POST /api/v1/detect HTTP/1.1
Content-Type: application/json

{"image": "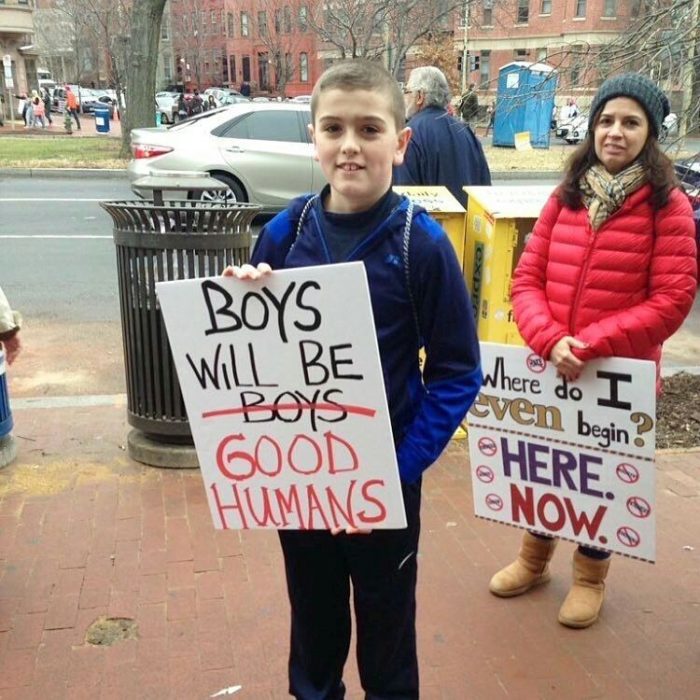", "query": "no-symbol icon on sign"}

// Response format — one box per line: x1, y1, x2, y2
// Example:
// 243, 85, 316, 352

626, 496, 651, 519
617, 526, 641, 548
478, 436, 497, 457
475, 465, 495, 483
485, 493, 503, 511
616, 462, 640, 484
